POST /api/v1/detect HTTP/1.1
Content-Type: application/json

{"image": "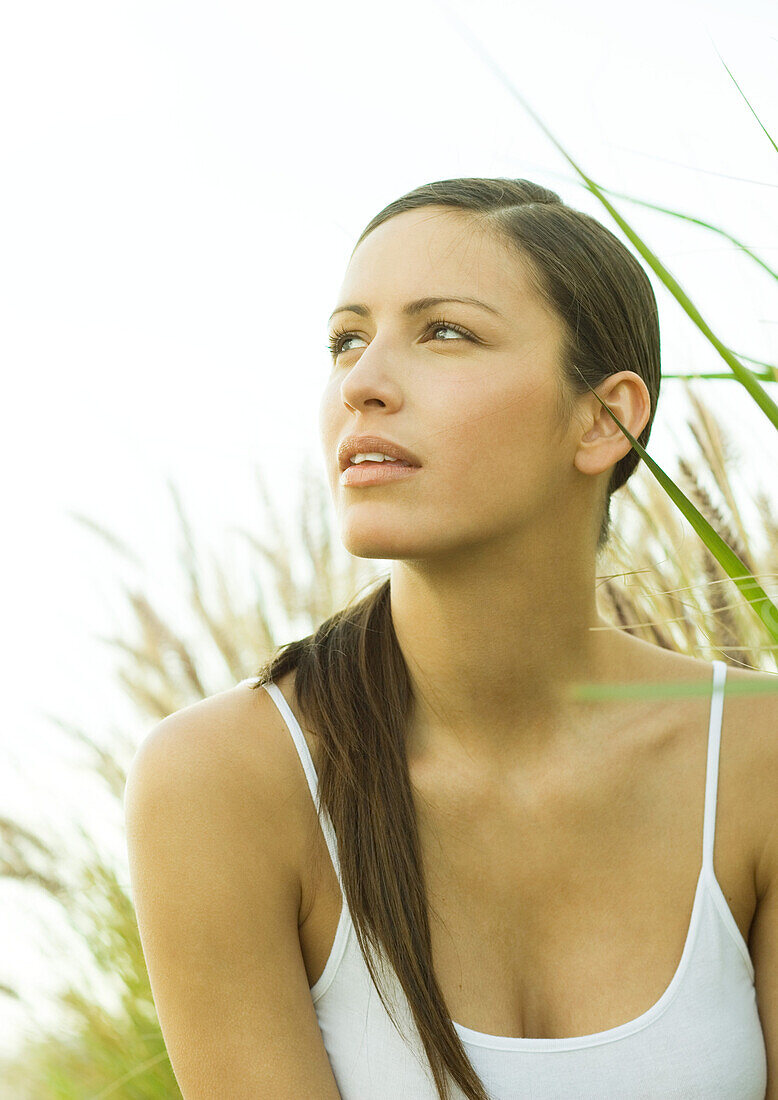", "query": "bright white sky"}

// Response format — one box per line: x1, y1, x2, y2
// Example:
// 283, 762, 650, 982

1, 0, 776, 1063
